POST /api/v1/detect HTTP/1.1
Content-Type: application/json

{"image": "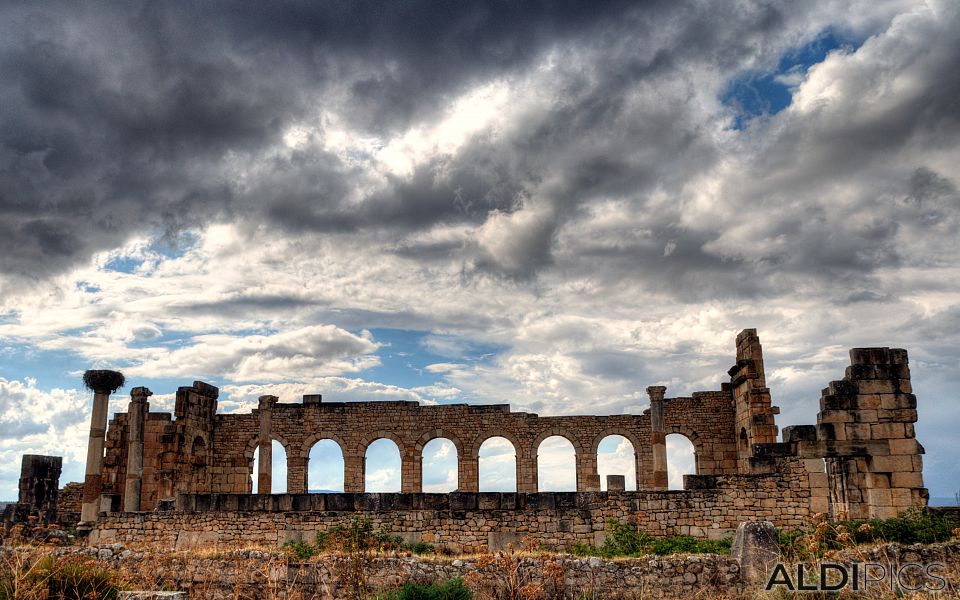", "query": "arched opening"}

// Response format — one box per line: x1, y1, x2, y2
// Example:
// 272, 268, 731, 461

537, 435, 576, 492
478, 437, 517, 492
308, 439, 345, 492
365, 438, 401, 492
597, 435, 637, 491
665, 434, 696, 491
422, 438, 458, 492
251, 440, 288, 494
